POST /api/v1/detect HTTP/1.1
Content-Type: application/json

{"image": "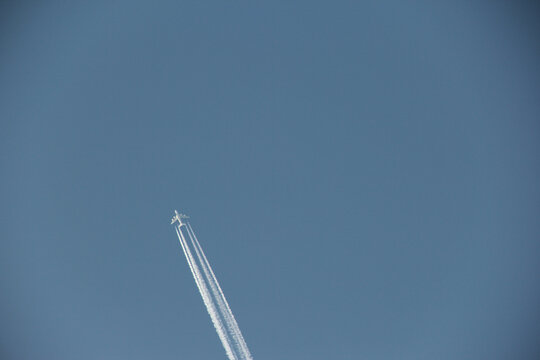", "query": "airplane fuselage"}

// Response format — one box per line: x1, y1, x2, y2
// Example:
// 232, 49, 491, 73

171, 210, 189, 226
